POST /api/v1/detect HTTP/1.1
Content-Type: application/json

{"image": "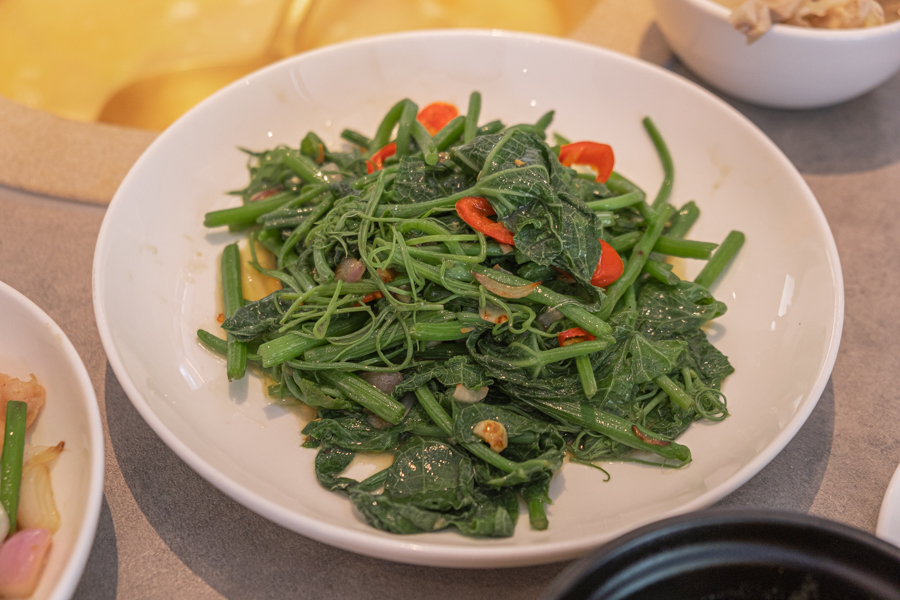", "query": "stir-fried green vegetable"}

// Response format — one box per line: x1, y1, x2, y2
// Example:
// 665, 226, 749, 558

200, 93, 744, 538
